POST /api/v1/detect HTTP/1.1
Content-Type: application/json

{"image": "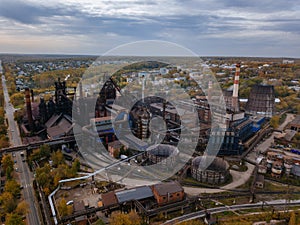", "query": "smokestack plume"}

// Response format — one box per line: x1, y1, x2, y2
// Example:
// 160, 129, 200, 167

232, 63, 240, 112
25, 88, 34, 130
